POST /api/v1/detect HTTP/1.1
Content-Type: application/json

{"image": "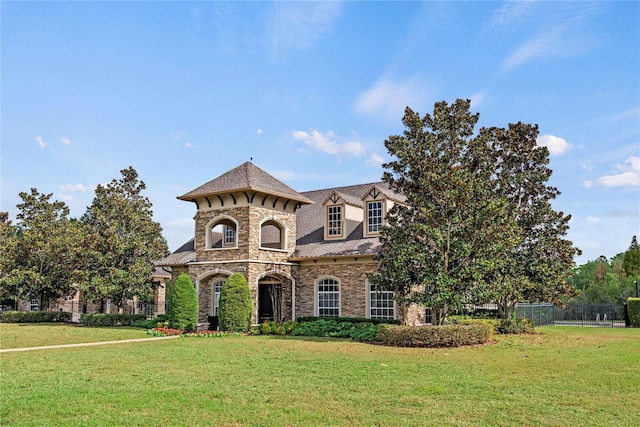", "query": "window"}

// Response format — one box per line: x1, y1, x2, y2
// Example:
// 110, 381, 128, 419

367, 201, 383, 233
369, 284, 394, 319
29, 297, 39, 311
260, 219, 285, 250
224, 226, 235, 247
207, 215, 238, 249
213, 280, 226, 316
327, 205, 342, 236
317, 278, 339, 317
